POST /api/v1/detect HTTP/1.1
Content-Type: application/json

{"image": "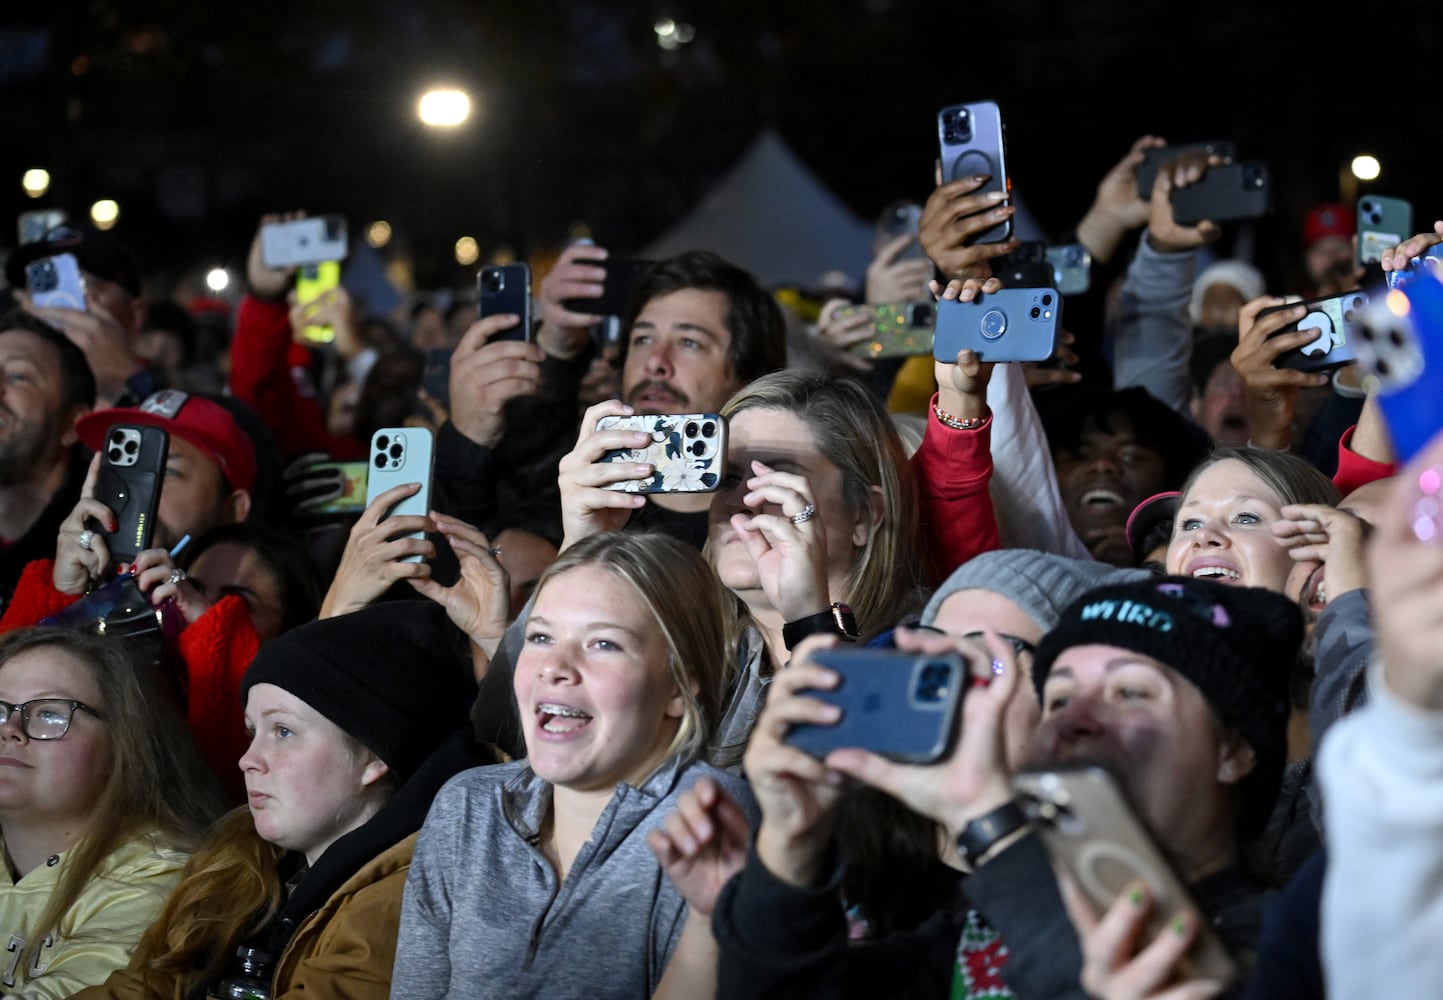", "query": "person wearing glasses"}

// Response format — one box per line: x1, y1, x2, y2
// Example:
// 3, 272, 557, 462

0, 627, 224, 998
75, 600, 480, 1000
